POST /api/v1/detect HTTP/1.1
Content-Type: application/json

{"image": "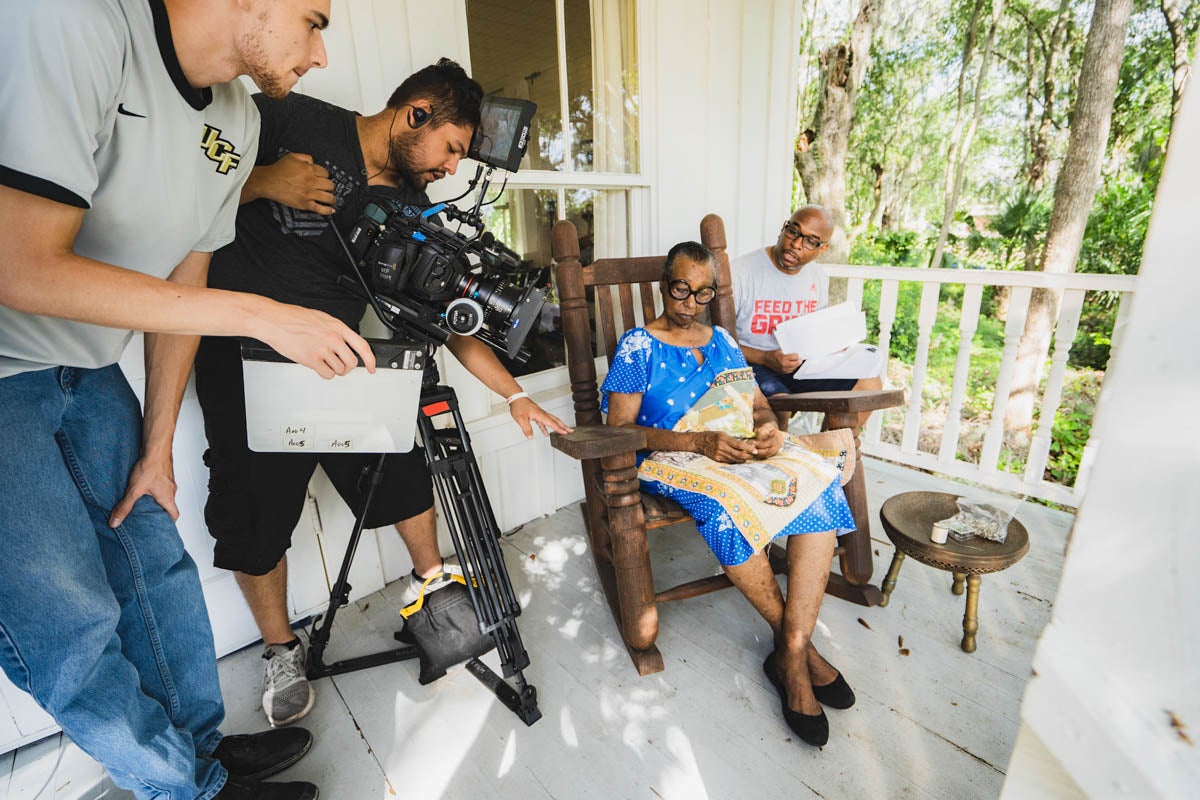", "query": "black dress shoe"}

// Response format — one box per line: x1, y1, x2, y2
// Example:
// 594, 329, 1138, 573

762, 651, 829, 747
812, 670, 856, 710
215, 775, 318, 800
213, 728, 313, 781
